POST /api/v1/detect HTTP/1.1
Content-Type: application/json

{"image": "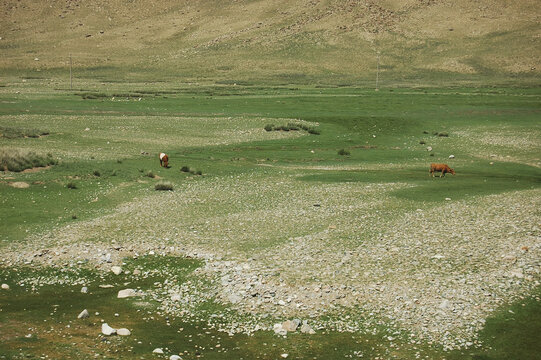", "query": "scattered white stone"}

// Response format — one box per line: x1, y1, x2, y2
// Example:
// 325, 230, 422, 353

439, 300, 451, 310
273, 323, 287, 336
228, 293, 242, 304
445, 198, 451, 201
152, 348, 164, 354
1, 284, 9, 290
171, 294, 181, 302
300, 321, 316, 334
282, 320, 299, 332
84, 127, 90, 131
148, 251, 155, 255
117, 289, 137, 298
281, 354, 289, 359
449, 154, 455, 159
78, 309, 90, 319
117, 328, 131, 336
133, 269, 141, 275
170, 356, 182, 360
111, 266, 122, 275
101, 323, 116, 336
427, 146, 433, 152
81, 286, 88, 293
